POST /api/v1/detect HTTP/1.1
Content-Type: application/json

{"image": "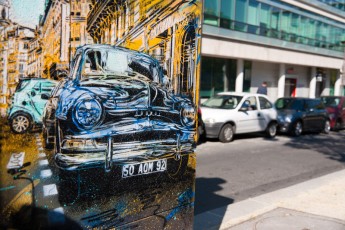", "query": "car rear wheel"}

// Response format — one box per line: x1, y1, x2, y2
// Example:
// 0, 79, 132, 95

291, 121, 302, 137
10, 113, 32, 134
265, 122, 277, 138
219, 124, 234, 143
334, 120, 342, 131
323, 120, 330, 134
